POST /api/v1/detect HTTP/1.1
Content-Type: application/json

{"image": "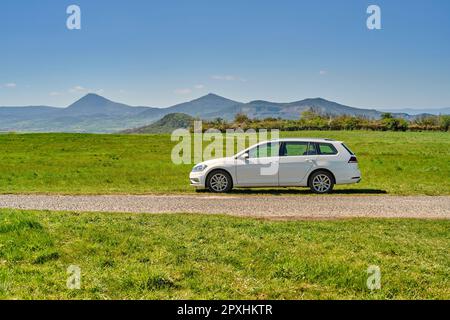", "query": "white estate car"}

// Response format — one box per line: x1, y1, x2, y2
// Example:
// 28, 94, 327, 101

190, 138, 361, 194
